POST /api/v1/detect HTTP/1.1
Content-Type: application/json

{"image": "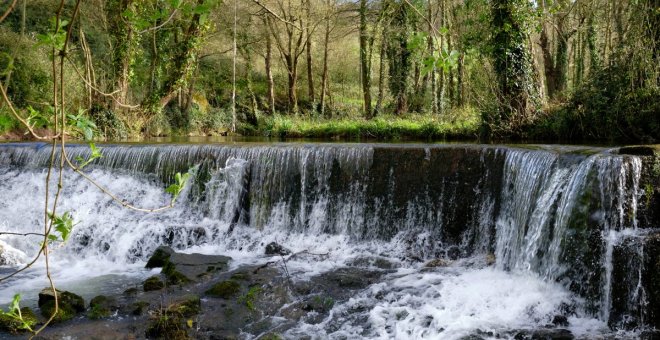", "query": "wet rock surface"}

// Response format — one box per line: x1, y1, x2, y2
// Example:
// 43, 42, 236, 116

145, 245, 232, 283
